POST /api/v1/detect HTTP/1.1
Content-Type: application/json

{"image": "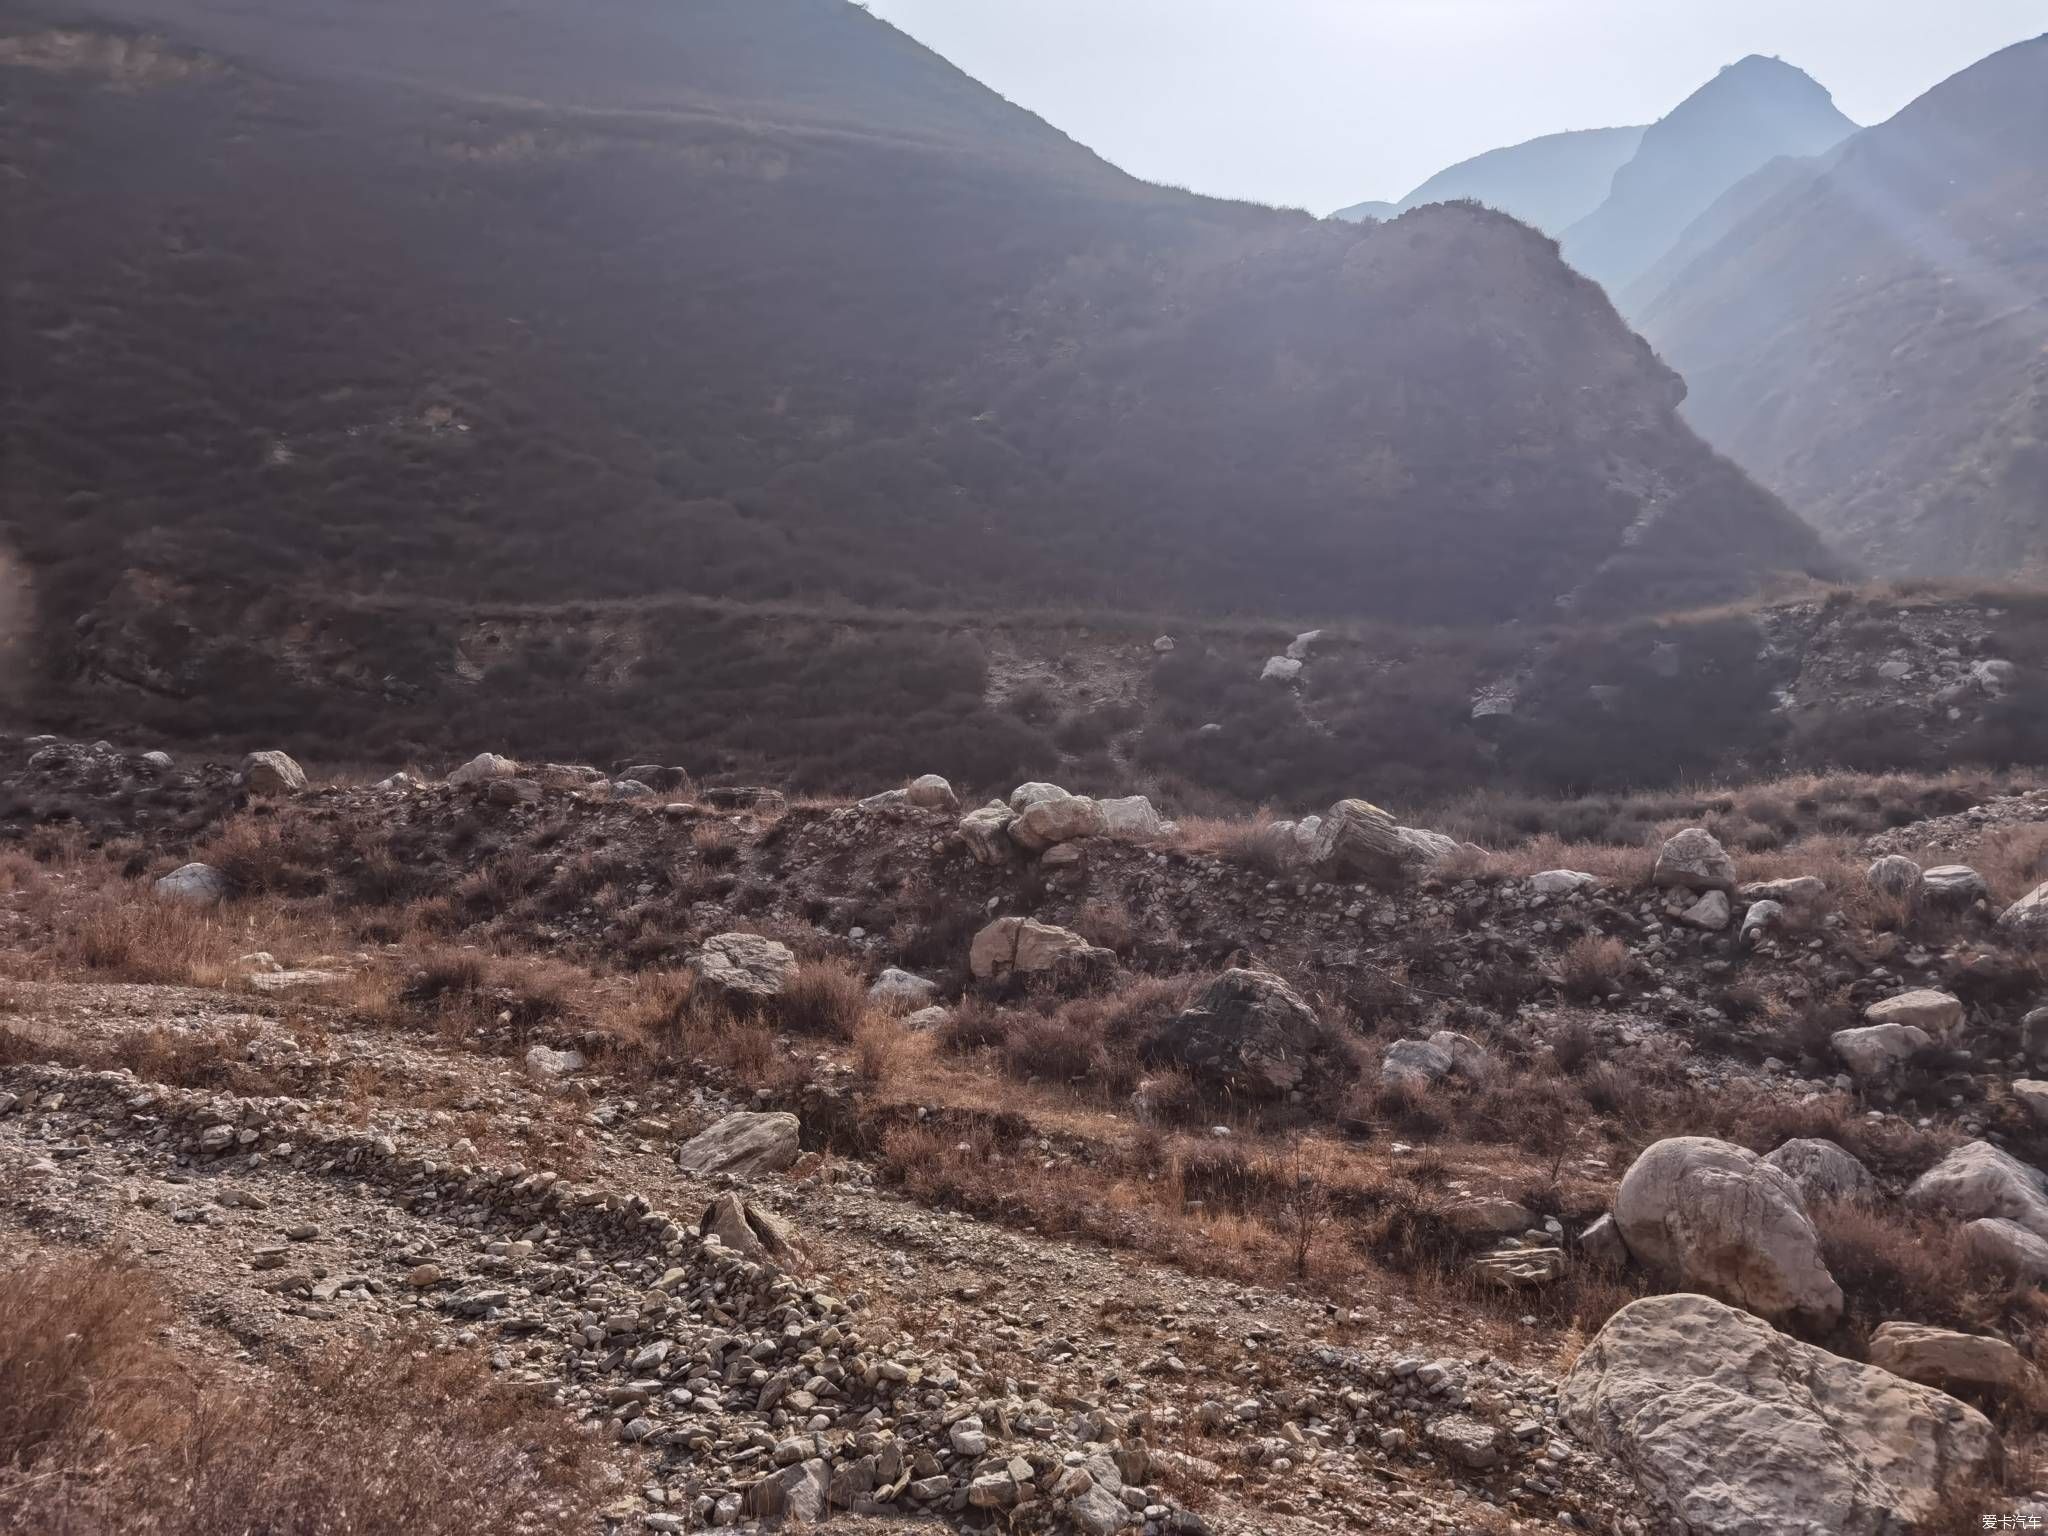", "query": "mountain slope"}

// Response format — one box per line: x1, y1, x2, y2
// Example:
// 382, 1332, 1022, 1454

1333, 124, 1646, 234
1635, 36, 2048, 577
0, 0, 1831, 747
1562, 56, 1855, 293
